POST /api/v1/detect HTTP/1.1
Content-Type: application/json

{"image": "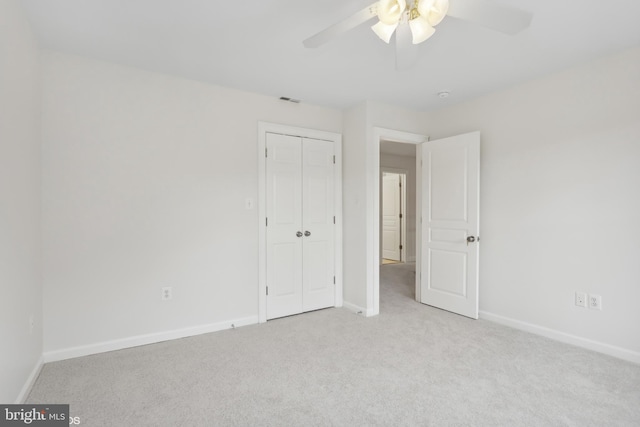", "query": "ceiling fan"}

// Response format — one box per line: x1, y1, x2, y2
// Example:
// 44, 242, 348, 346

303, 0, 533, 70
